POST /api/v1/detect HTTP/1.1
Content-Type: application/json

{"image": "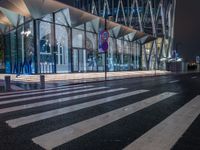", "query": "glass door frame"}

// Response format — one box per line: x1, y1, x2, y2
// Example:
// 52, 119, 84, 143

72, 48, 87, 73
